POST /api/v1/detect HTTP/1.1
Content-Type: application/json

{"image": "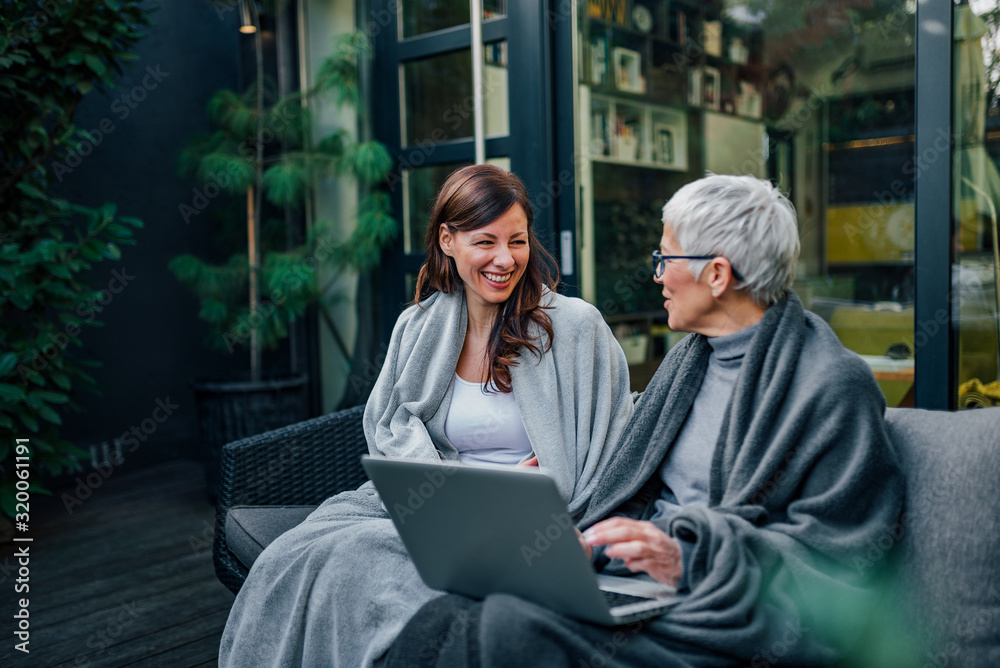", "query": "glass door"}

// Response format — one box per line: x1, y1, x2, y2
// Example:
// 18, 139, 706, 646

372, 0, 556, 340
